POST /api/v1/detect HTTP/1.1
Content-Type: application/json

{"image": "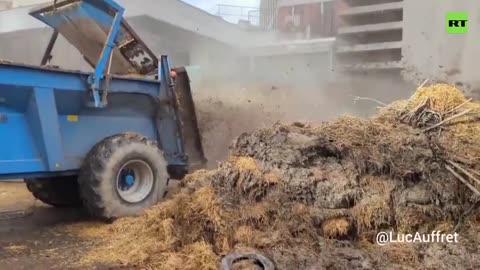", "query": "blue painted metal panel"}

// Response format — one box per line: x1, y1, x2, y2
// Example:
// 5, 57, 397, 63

0, 0, 193, 181
58, 93, 158, 170
31, 1, 126, 48
0, 86, 186, 176
25, 90, 48, 171
0, 100, 47, 177
89, 9, 124, 107
30, 0, 158, 77
0, 170, 78, 181
0, 113, 42, 164
34, 1, 121, 29
156, 56, 185, 162
60, 115, 157, 169
0, 85, 31, 112
33, 87, 65, 171
0, 73, 187, 177
0, 160, 45, 177
0, 63, 160, 95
